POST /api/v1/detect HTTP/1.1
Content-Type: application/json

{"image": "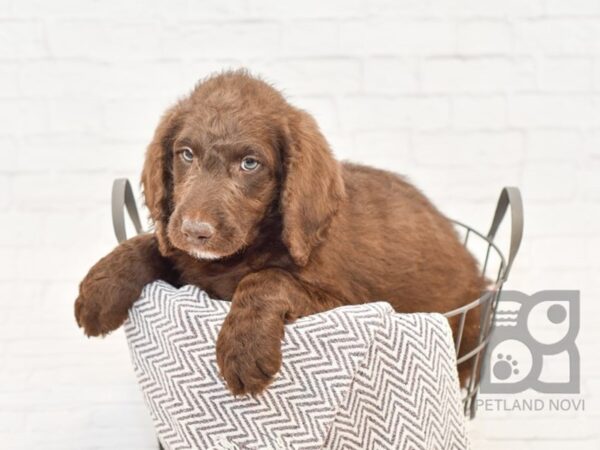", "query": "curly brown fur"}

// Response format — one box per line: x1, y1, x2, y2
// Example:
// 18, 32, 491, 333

75, 70, 485, 394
